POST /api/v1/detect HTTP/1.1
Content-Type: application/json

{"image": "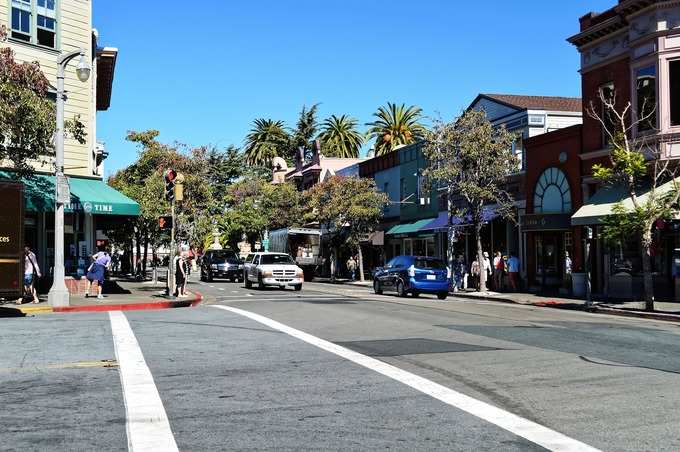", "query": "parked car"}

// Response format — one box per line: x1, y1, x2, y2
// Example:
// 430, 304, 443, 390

373, 255, 450, 300
200, 249, 244, 282
243, 252, 304, 291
